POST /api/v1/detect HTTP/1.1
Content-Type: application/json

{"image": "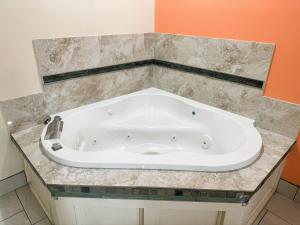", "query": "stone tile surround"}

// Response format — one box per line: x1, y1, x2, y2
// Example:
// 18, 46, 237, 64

33, 32, 274, 82
0, 33, 299, 206
0, 32, 299, 141
256, 97, 300, 138
154, 33, 275, 81
151, 66, 300, 139
3, 66, 300, 138
33, 33, 155, 77
0, 66, 152, 133
33, 36, 101, 77
151, 66, 263, 119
